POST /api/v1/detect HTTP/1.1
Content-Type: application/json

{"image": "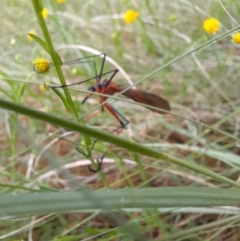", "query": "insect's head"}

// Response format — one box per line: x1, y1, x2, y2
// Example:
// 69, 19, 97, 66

82, 86, 96, 105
